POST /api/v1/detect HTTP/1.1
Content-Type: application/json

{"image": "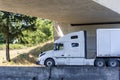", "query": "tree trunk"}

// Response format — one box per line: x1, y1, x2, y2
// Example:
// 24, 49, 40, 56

5, 12, 10, 62
5, 26, 10, 62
